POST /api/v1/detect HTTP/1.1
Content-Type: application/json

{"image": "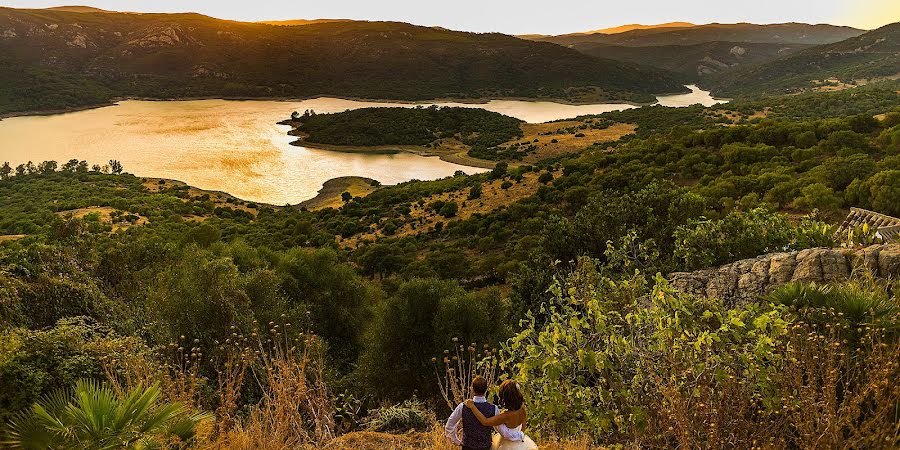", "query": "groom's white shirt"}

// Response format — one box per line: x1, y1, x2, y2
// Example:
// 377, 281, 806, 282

444, 395, 525, 446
